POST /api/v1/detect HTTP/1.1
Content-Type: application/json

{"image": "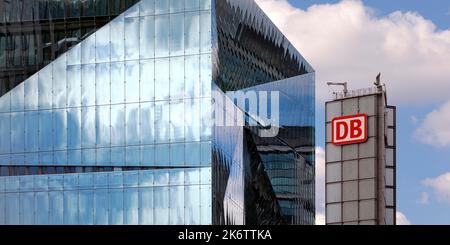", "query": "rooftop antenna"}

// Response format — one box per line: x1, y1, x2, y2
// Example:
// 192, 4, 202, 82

374, 73, 383, 92
327, 81, 348, 98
